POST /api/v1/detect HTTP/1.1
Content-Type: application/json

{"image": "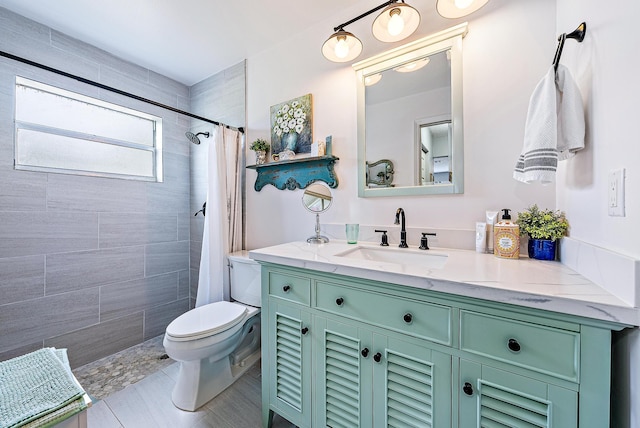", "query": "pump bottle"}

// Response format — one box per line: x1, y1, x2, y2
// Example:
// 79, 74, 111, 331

494, 208, 520, 259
